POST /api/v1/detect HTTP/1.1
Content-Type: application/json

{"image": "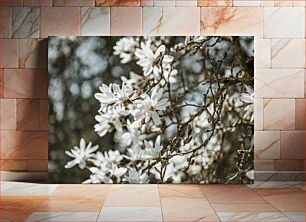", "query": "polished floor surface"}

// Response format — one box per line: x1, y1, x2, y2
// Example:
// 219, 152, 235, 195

0, 181, 305, 221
